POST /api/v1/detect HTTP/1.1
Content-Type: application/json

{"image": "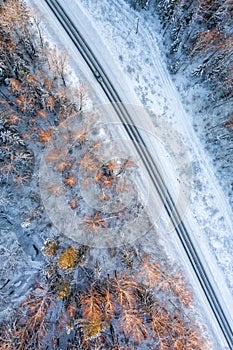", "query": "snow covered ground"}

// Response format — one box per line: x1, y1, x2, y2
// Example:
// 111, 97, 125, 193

57, 0, 233, 298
